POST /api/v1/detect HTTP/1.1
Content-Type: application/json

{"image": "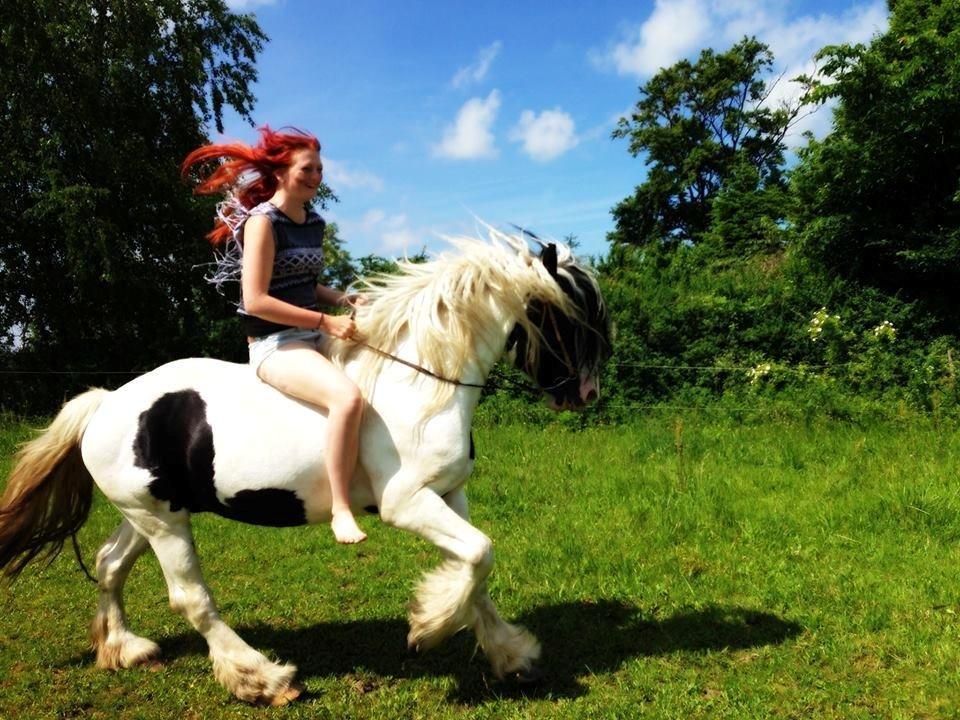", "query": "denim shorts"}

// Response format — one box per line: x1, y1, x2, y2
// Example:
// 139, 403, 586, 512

248, 328, 324, 373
